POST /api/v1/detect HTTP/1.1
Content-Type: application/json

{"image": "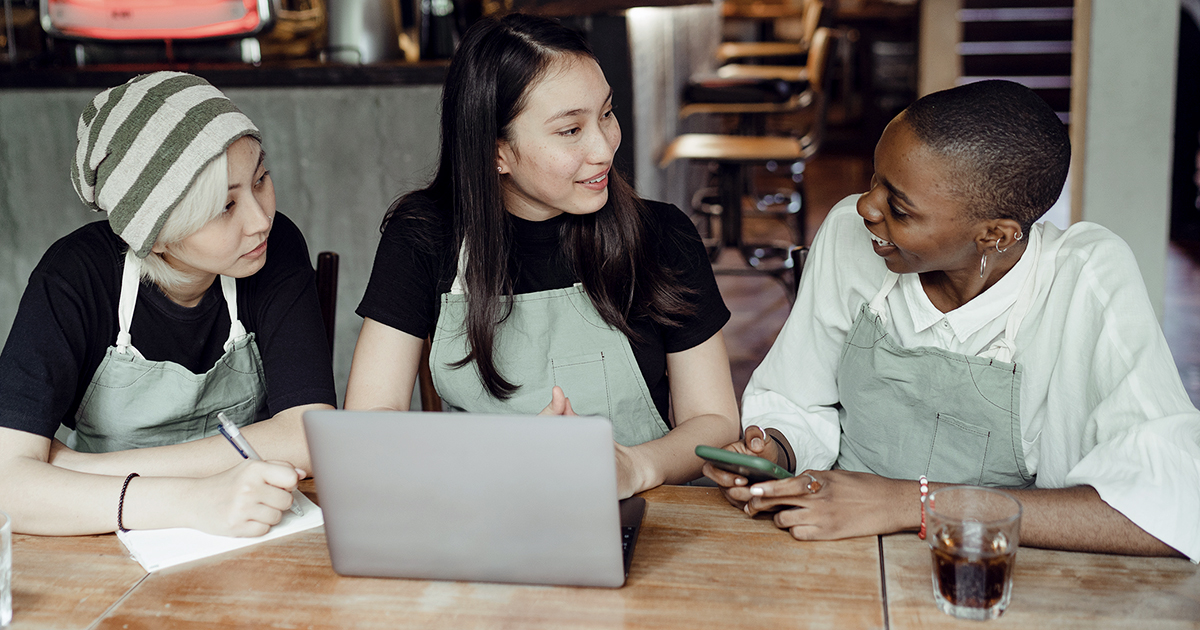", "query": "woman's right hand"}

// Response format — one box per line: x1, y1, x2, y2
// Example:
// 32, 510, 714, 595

185, 459, 303, 537
701, 425, 782, 510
